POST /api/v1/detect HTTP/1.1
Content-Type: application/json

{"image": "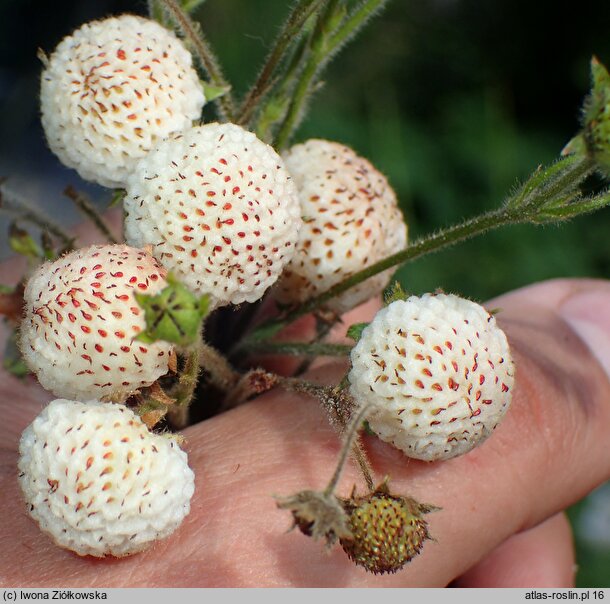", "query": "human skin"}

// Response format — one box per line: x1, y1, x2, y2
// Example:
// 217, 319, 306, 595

0, 219, 608, 586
